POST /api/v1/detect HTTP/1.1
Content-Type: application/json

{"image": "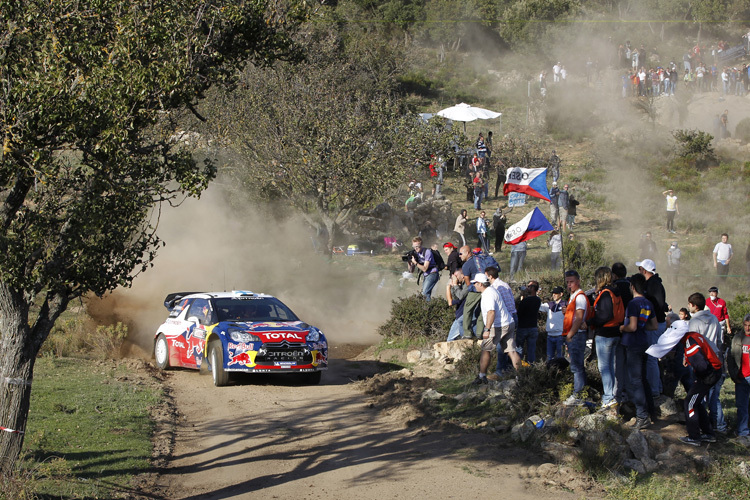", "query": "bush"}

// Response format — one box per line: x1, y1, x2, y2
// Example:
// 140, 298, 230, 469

735, 117, 750, 144
377, 294, 454, 341
40, 318, 127, 359
672, 129, 717, 168
727, 293, 750, 332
